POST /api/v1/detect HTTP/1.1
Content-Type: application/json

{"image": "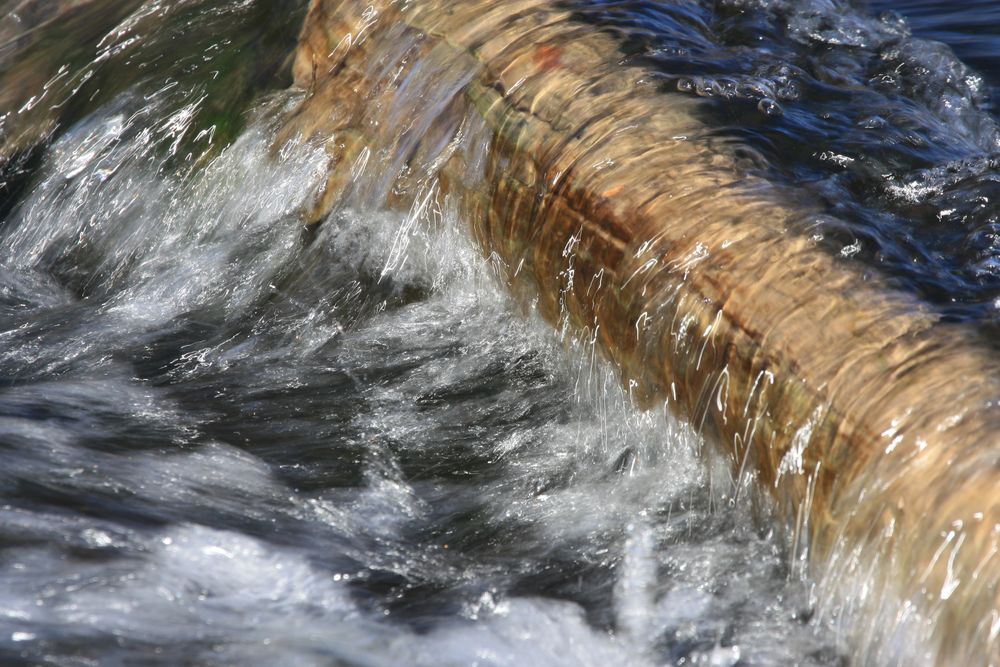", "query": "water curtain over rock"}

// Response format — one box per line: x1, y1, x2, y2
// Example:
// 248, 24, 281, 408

280, 1, 1000, 663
